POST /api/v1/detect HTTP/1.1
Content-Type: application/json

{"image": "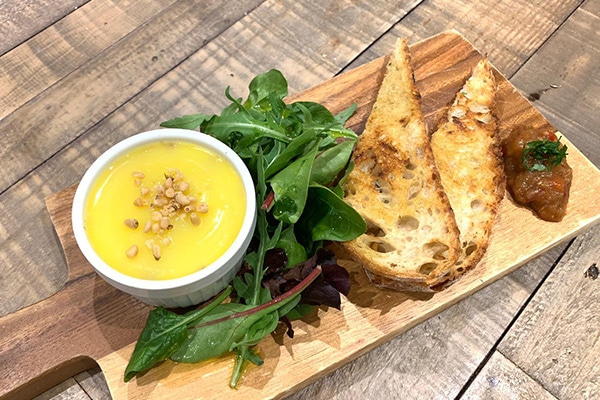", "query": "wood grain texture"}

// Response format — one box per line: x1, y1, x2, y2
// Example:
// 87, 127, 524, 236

73, 369, 110, 400
4, 31, 598, 400
346, 0, 586, 78
498, 222, 600, 399
2, 0, 598, 399
287, 247, 564, 400
0, 0, 265, 194
0, 0, 90, 56
0, 0, 264, 318
462, 351, 558, 400
287, 2, 598, 397
492, 6, 600, 398
0, 0, 180, 120
508, 0, 600, 167
0, 190, 152, 400
31, 378, 91, 400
